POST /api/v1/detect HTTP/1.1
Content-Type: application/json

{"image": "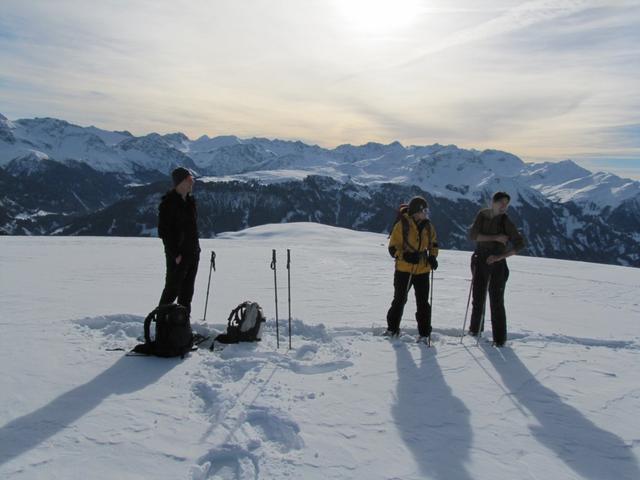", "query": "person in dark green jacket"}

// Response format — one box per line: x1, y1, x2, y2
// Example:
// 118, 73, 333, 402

468, 191, 526, 346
